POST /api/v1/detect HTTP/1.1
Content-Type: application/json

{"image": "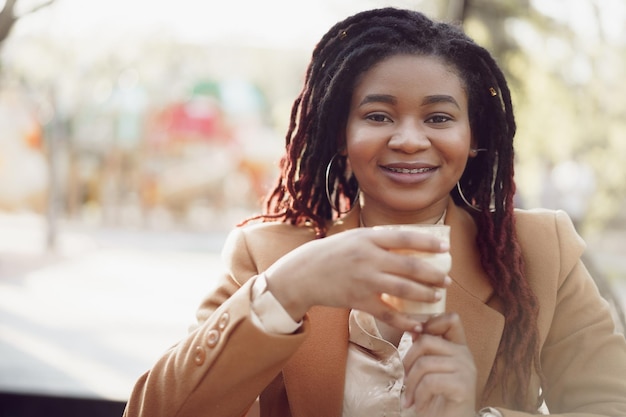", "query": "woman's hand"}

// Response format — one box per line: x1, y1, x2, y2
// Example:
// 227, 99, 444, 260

402, 313, 477, 417
264, 227, 450, 332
